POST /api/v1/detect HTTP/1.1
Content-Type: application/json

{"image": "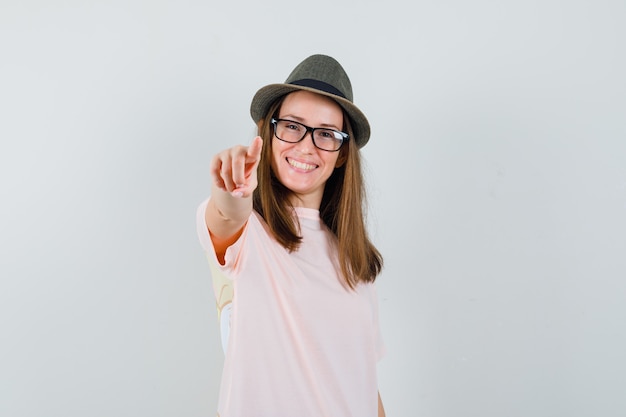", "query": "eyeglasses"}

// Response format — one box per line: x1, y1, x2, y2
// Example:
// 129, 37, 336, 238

271, 118, 349, 152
